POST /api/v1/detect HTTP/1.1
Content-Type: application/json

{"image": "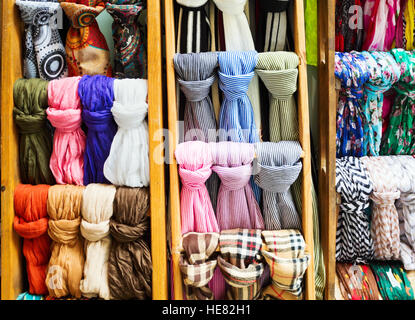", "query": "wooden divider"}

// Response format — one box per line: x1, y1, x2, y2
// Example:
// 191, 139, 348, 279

165, 0, 316, 300
317, 0, 337, 300
0, 0, 167, 300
